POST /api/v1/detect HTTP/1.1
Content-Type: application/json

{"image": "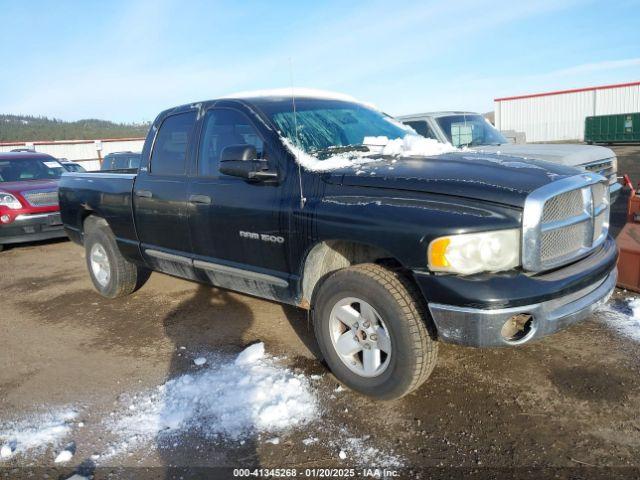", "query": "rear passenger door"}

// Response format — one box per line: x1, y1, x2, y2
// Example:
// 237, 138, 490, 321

186, 107, 292, 299
133, 110, 198, 274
